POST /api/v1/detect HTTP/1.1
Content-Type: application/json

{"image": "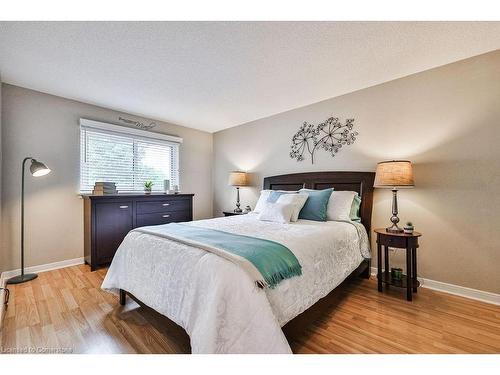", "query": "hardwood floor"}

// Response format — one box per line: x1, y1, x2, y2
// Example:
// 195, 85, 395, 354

0, 265, 190, 354
1, 264, 500, 354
